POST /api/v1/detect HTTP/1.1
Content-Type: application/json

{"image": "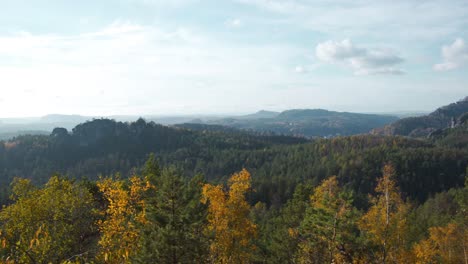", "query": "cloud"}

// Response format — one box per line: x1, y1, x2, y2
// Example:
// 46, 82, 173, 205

294, 65, 305, 73
316, 39, 404, 75
433, 38, 468, 71
235, 0, 468, 43
0, 20, 310, 116
225, 18, 242, 28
